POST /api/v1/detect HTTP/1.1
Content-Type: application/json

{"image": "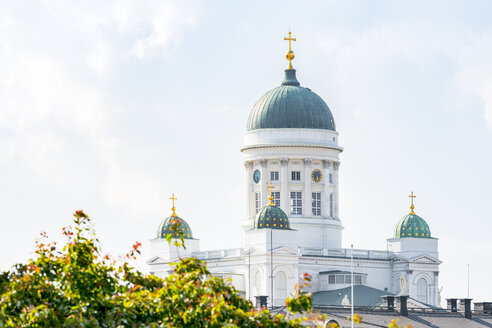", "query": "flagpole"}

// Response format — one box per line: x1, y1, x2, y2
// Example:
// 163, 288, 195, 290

351, 244, 354, 328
